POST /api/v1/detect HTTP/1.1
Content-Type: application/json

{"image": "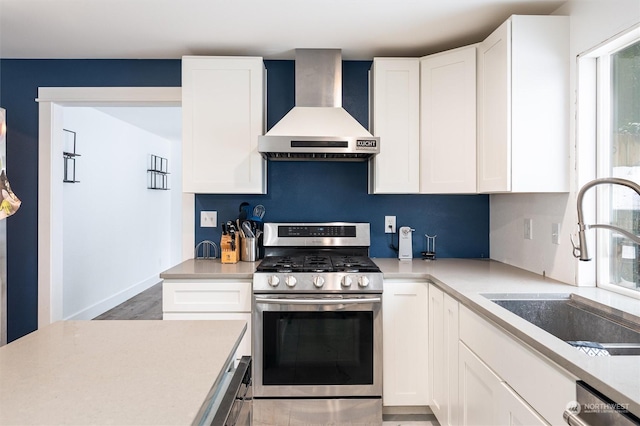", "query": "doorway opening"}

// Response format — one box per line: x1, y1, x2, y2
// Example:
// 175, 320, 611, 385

37, 87, 192, 327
